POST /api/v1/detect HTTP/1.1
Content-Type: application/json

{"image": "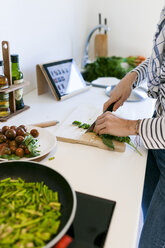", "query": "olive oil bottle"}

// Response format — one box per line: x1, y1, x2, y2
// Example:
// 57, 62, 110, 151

11, 54, 24, 110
